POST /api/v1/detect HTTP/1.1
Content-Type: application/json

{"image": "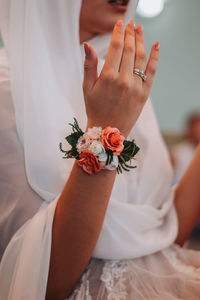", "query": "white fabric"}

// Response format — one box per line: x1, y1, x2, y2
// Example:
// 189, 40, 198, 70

69, 244, 200, 300
0, 0, 179, 299
0, 48, 42, 259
